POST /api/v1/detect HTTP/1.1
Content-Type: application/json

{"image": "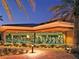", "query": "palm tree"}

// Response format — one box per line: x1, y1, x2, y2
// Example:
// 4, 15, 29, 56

49, 0, 74, 21
49, 0, 79, 47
